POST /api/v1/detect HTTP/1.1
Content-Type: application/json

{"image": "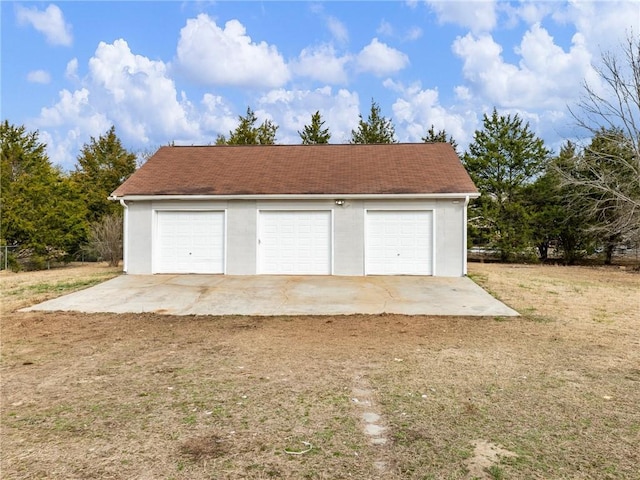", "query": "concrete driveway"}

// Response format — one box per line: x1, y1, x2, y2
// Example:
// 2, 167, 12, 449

22, 275, 518, 317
